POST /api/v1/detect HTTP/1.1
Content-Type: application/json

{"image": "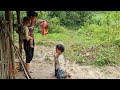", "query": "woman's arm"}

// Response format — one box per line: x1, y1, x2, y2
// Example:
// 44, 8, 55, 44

28, 26, 34, 30
35, 19, 45, 24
